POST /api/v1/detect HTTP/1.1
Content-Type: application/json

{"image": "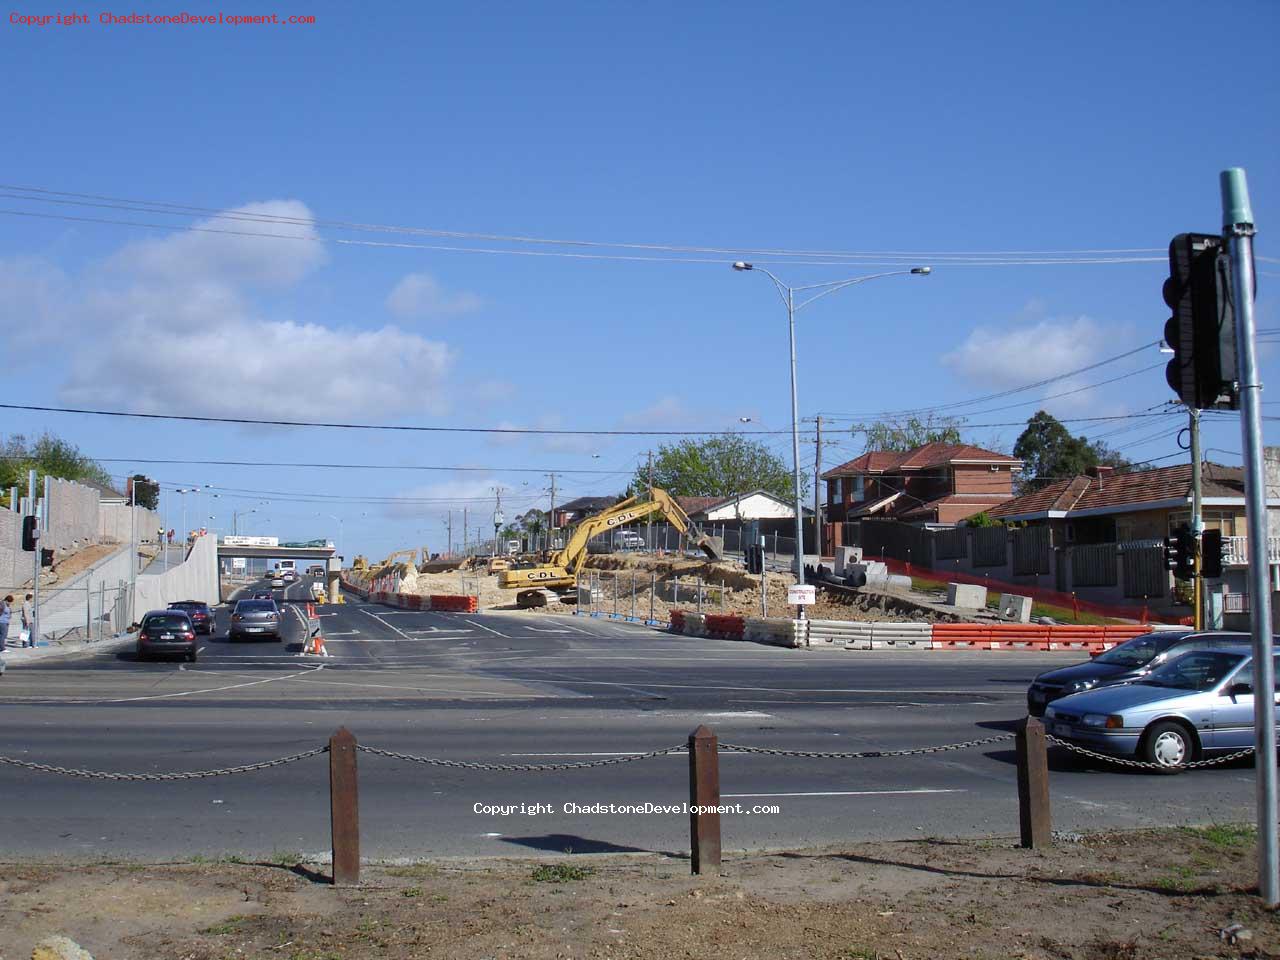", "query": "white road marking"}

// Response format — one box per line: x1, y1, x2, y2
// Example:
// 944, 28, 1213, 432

706, 711, 774, 718
359, 607, 414, 640
464, 619, 512, 638
10, 666, 326, 705
723, 789, 967, 798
